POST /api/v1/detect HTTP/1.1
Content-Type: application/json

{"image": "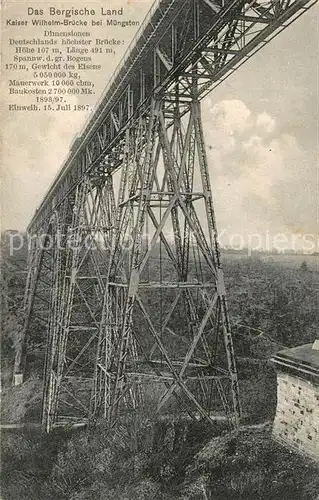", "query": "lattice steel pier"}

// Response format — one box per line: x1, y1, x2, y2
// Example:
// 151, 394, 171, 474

14, 0, 317, 432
